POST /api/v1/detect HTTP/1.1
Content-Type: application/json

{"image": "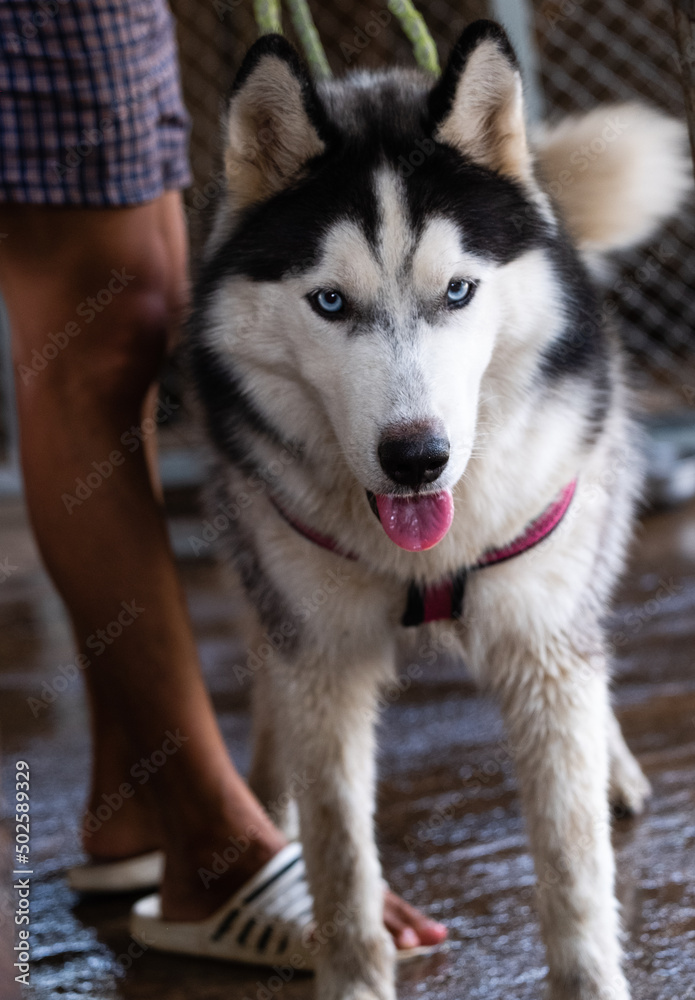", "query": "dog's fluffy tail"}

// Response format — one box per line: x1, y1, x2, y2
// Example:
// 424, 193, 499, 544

535, 103, 692, 263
